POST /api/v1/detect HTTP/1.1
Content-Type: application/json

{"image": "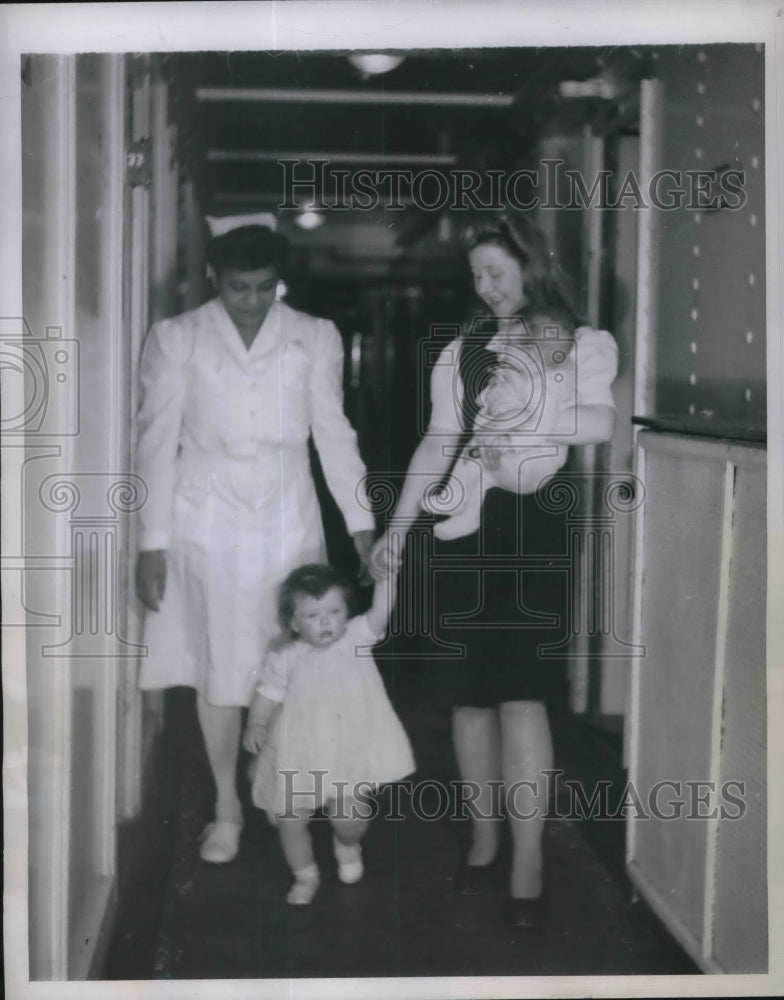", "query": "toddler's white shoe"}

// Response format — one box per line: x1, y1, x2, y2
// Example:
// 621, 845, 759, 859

199, 820, 243, 864
334, 836, 364, 884
287, 864, 320, 905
